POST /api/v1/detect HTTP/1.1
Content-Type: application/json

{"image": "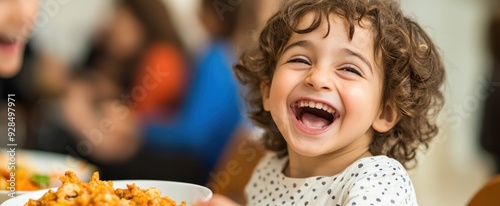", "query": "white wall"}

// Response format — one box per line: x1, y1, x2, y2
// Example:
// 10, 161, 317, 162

400, 0, 494, 205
